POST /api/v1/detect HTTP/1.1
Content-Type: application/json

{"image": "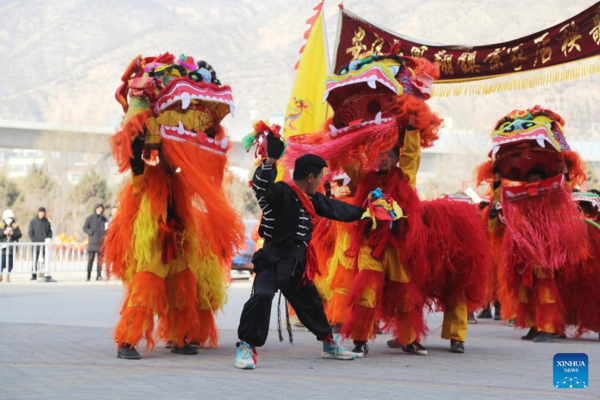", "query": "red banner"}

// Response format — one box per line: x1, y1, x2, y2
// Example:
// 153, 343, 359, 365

334, 3, 600, 93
